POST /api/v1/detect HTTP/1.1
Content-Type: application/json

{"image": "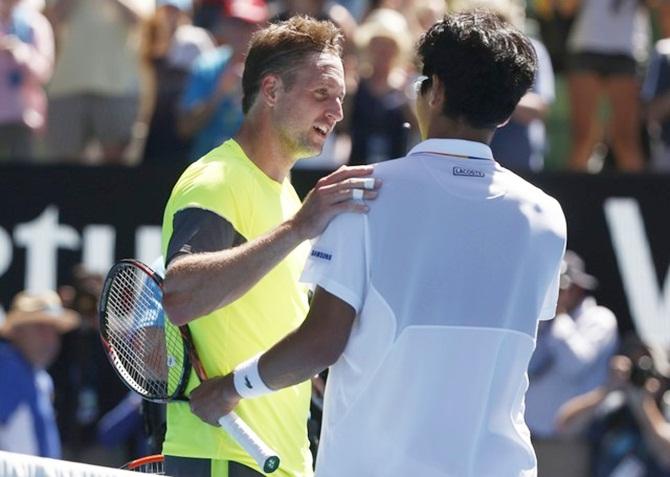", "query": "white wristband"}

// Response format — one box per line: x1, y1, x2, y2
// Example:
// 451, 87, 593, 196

233, 354, 273, 399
